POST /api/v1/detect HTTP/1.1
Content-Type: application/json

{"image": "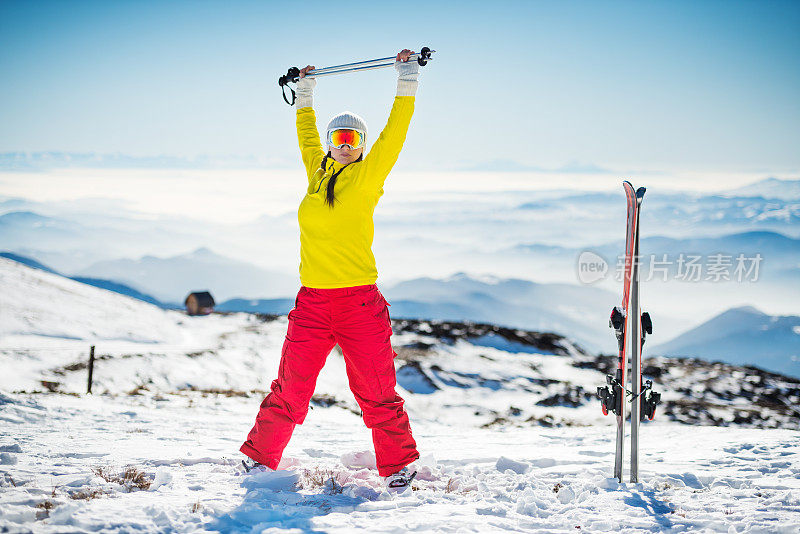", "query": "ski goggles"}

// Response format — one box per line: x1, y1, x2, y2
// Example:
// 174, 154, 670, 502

327, 128, 365, 149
